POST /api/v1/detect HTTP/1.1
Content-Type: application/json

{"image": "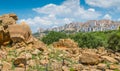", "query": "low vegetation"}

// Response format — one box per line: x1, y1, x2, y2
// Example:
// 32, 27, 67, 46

41, 30, 120, 51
